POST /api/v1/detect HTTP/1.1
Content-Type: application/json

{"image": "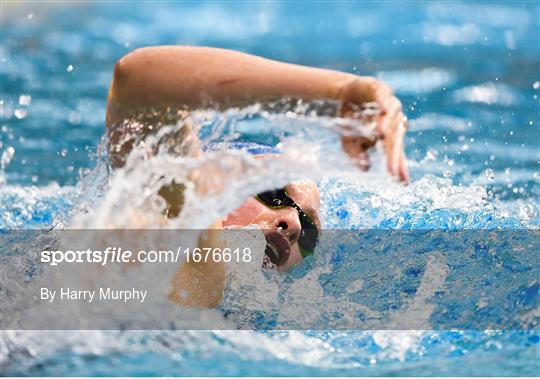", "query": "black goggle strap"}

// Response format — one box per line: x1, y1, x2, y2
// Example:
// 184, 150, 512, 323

296, 206, 318, 258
